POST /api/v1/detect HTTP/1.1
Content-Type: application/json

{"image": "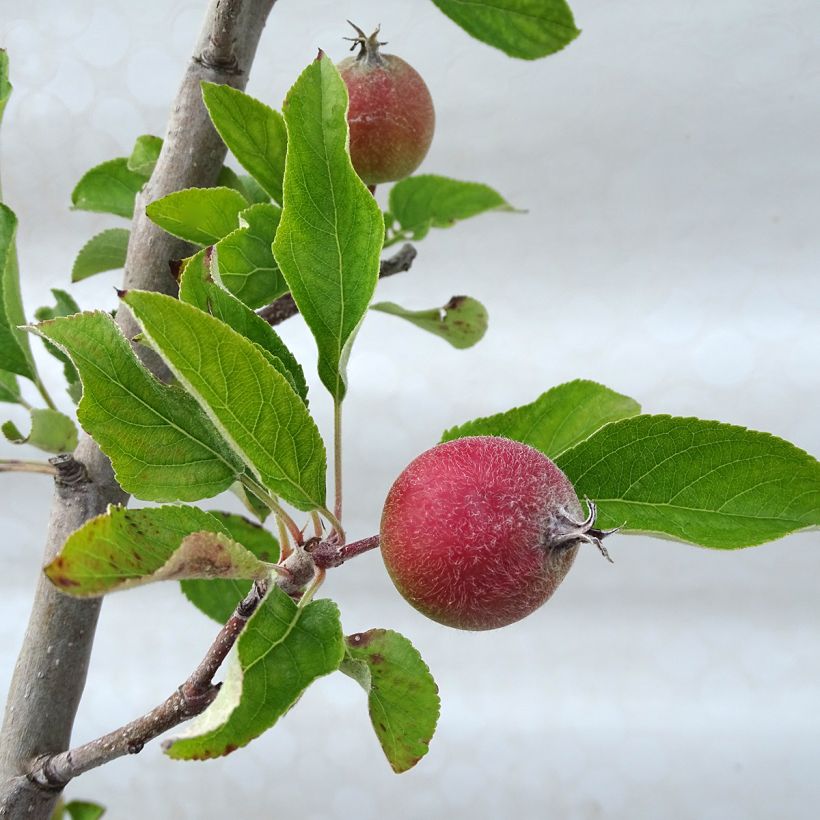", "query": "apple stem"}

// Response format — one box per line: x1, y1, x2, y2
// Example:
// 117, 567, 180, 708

309, 534, 381, 570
